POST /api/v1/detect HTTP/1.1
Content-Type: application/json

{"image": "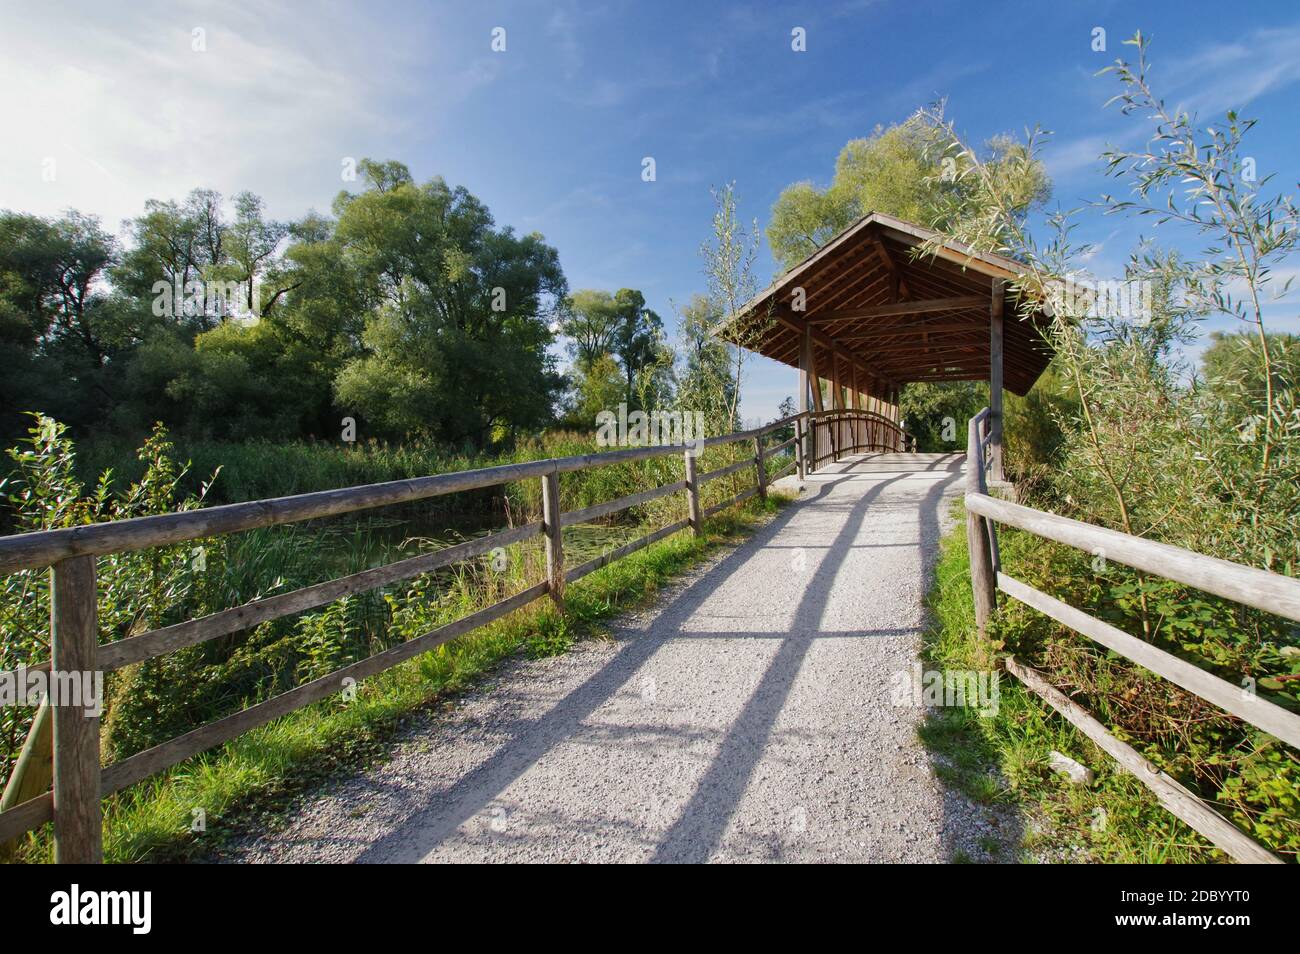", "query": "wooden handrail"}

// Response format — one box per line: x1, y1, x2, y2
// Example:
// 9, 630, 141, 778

808, 407, 916, 459
0, 416, 803, 577
1004, 656, 1283, 865
966, 492, 1300, 623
